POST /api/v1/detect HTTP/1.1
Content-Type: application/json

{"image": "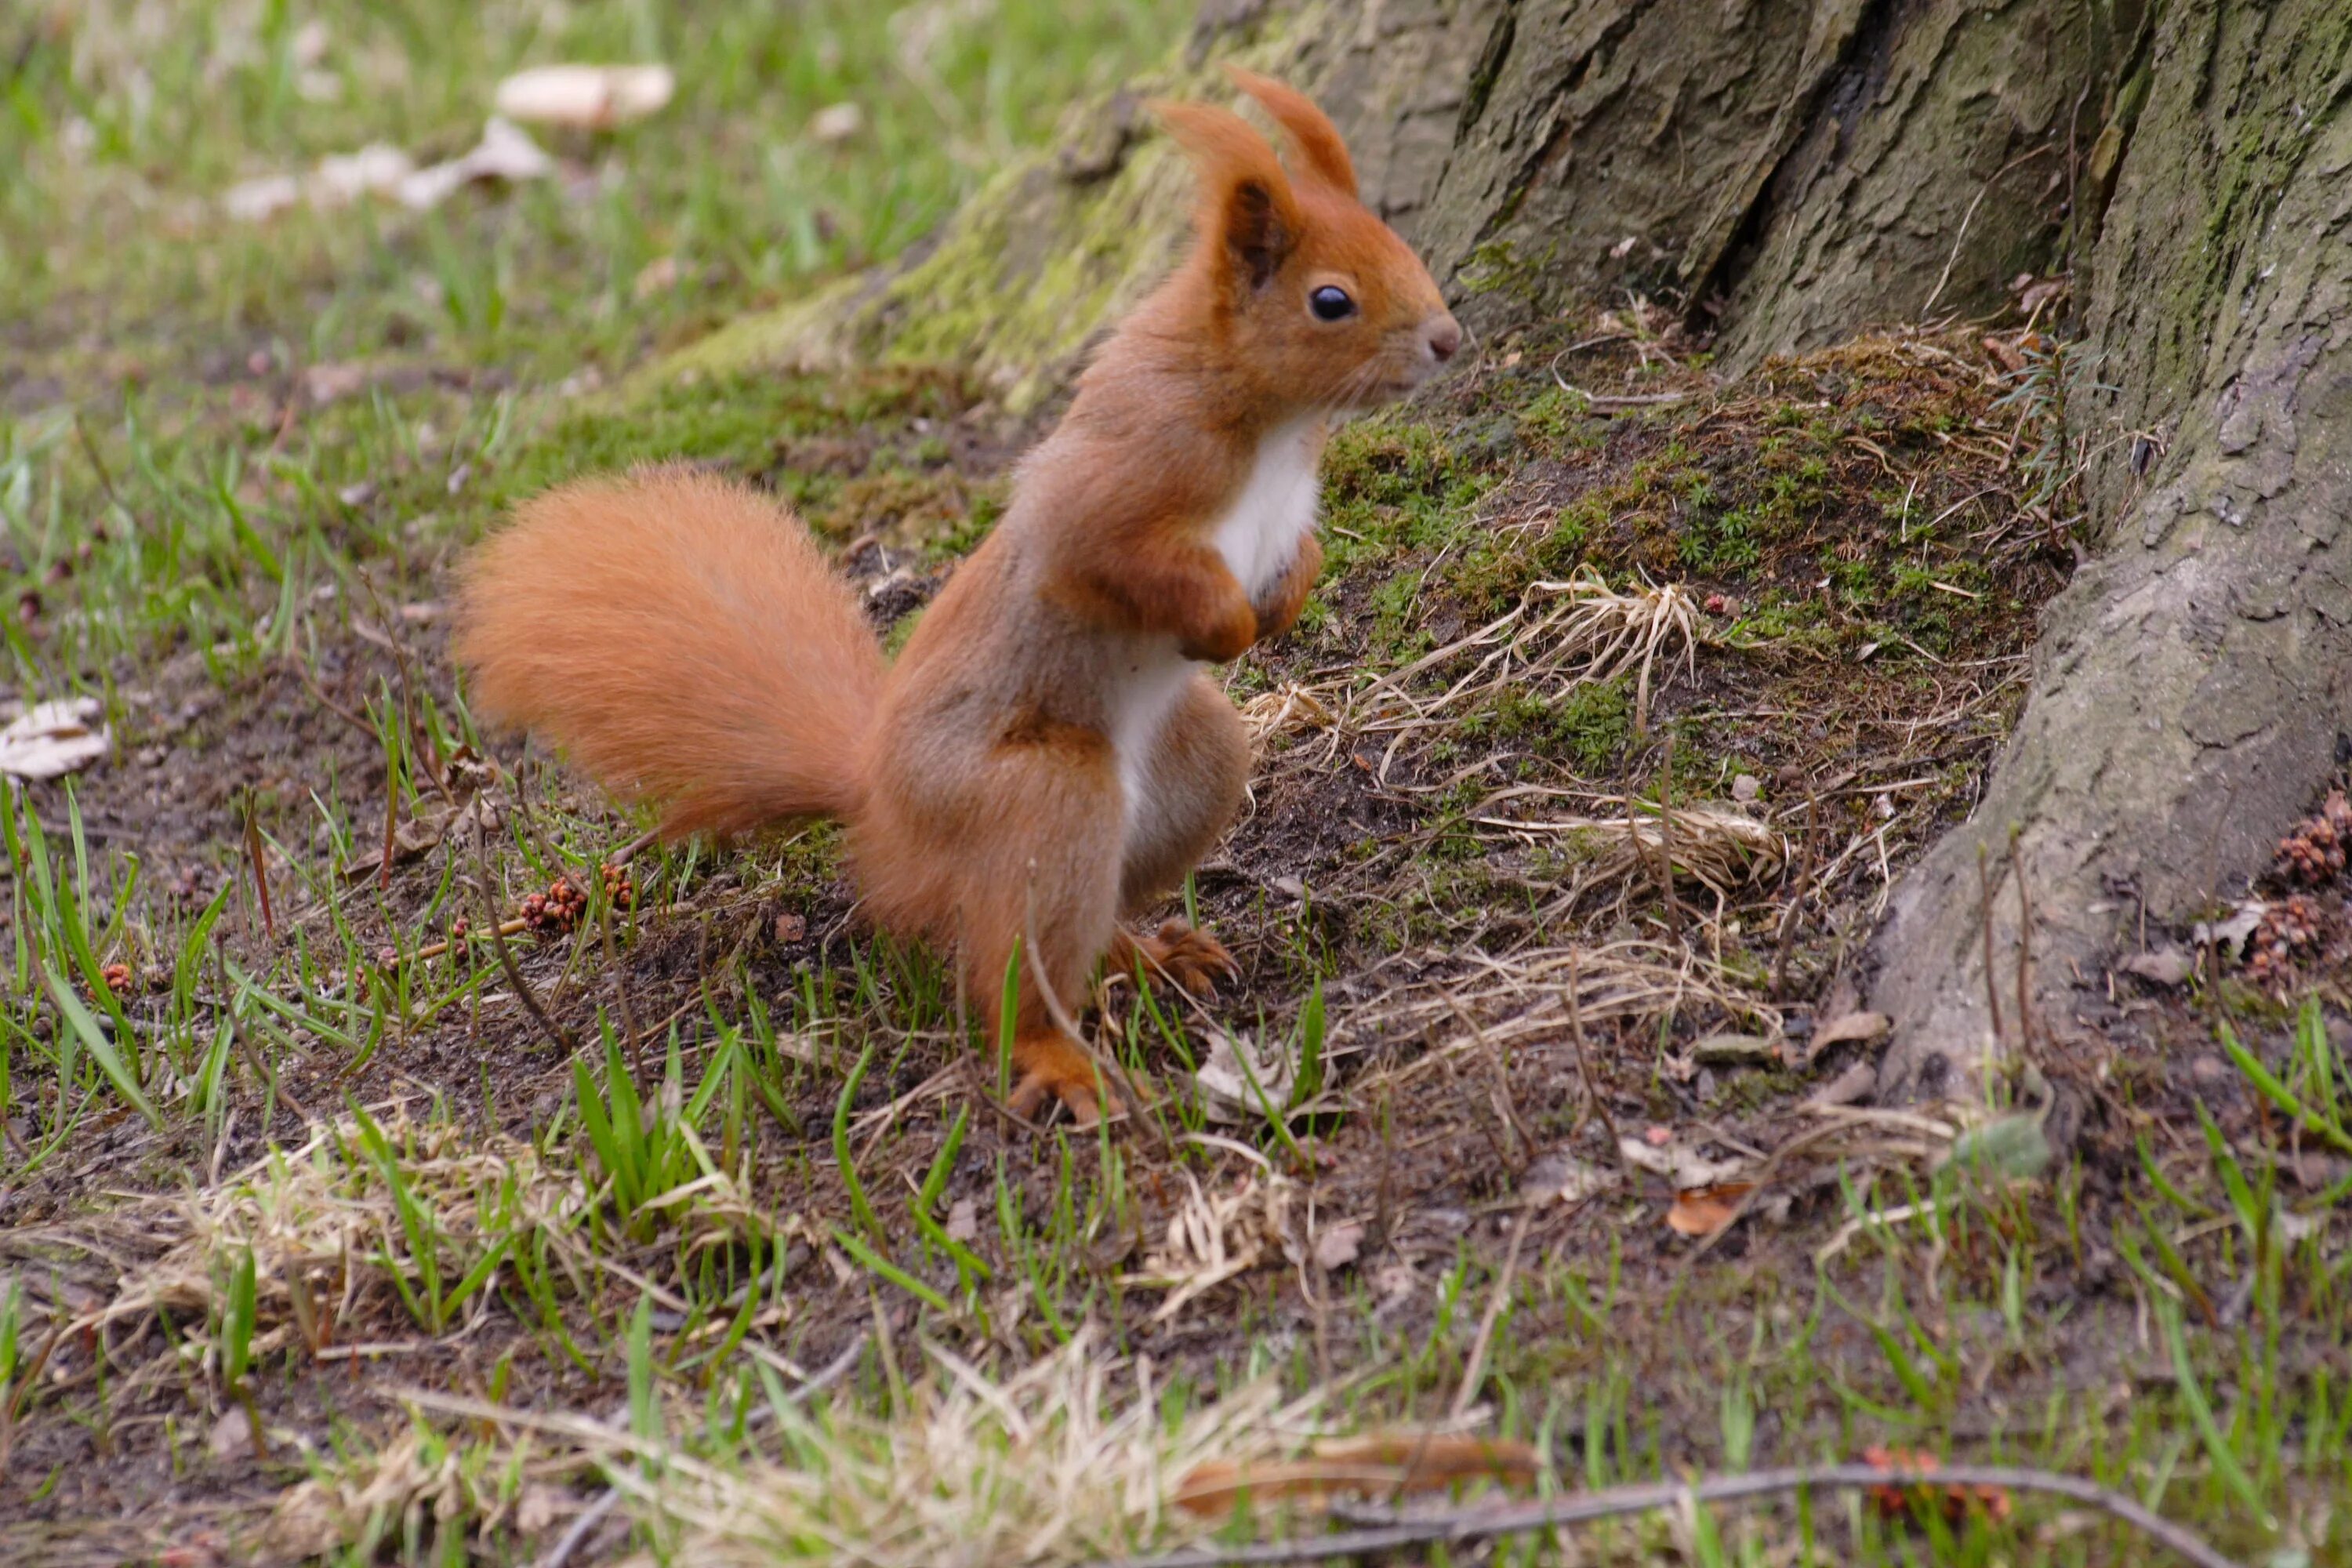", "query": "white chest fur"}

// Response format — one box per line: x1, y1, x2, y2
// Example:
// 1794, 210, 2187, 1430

1210, 416, 1323, 601
1110, 419, 1323, 844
